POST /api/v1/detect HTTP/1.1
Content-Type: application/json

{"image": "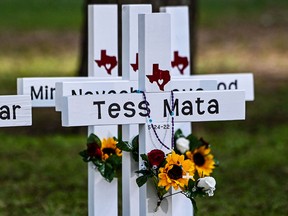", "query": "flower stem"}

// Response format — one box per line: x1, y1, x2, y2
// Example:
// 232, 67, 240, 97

162, 191, 183, 199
